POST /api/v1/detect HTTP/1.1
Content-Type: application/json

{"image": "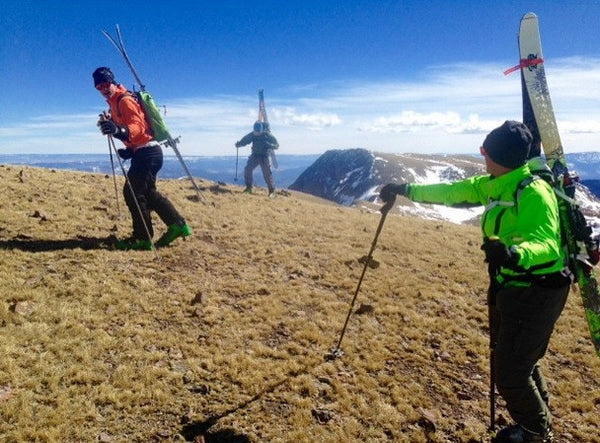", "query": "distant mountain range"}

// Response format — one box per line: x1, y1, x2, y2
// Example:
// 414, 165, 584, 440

0, 153, 320, 189
3, 151, 600, 225
289, 149, 600, 226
